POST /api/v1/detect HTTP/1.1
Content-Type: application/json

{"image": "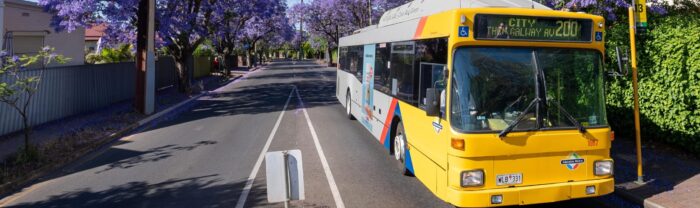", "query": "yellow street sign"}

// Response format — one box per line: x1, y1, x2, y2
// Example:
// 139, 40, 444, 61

634, 0, 648, 28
